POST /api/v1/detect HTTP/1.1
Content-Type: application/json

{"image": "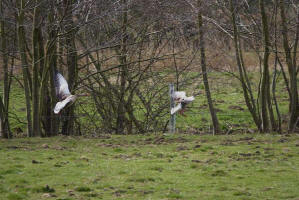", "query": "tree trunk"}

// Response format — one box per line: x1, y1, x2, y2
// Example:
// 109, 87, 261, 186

197, 0, 220, 134
279, 0, 299, 132
260, 0, 276, 132
0, 0, 11, 138
229, 0, 262, 131
0, 95, 10, 138
17, 0, 33, 137
272, 1, 282, 133
32, 0, 41, 136
116, 0, 128, 134
46, 4, 59, 136
61, 0, 78, 135
37, 23, 49, 136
